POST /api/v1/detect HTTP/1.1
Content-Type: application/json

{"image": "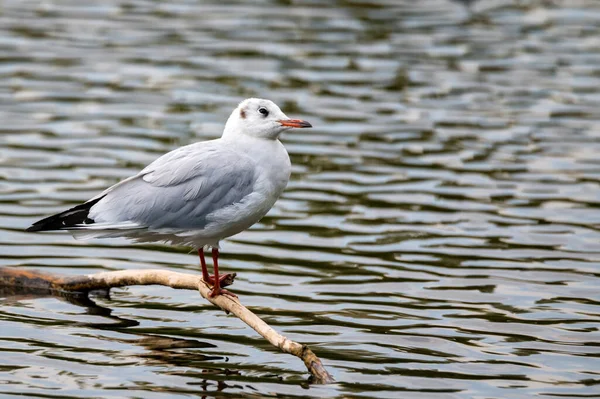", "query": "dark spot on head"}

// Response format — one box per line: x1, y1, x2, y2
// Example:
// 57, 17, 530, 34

240, 108, 246, 119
